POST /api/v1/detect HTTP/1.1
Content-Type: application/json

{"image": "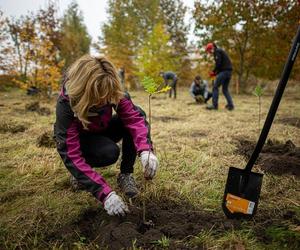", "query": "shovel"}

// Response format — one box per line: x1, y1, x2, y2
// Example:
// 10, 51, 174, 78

222, 23, 300, 219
